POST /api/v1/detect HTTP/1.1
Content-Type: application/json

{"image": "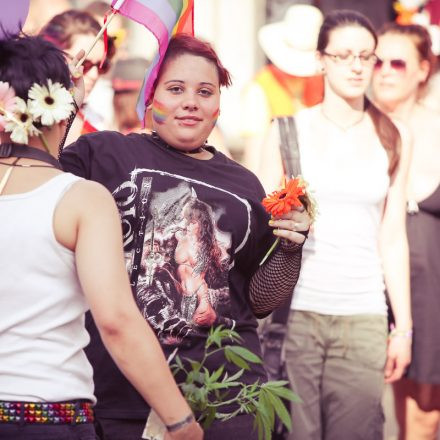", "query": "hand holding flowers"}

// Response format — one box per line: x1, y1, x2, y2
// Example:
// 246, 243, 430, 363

260, 177, 316, 265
